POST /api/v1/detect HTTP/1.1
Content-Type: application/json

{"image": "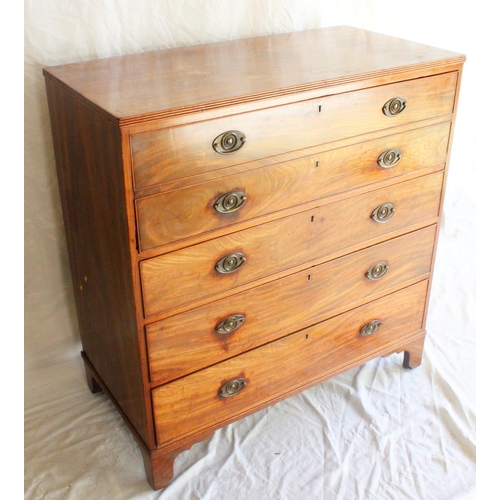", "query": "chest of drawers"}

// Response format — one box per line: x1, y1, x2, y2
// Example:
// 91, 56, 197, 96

43, 26, 465, 489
